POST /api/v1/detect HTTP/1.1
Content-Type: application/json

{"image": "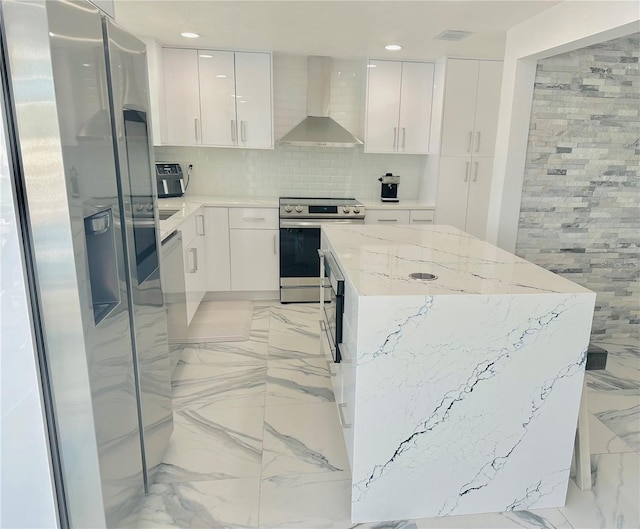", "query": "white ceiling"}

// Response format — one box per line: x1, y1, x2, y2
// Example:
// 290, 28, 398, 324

113, 0, 564, 60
